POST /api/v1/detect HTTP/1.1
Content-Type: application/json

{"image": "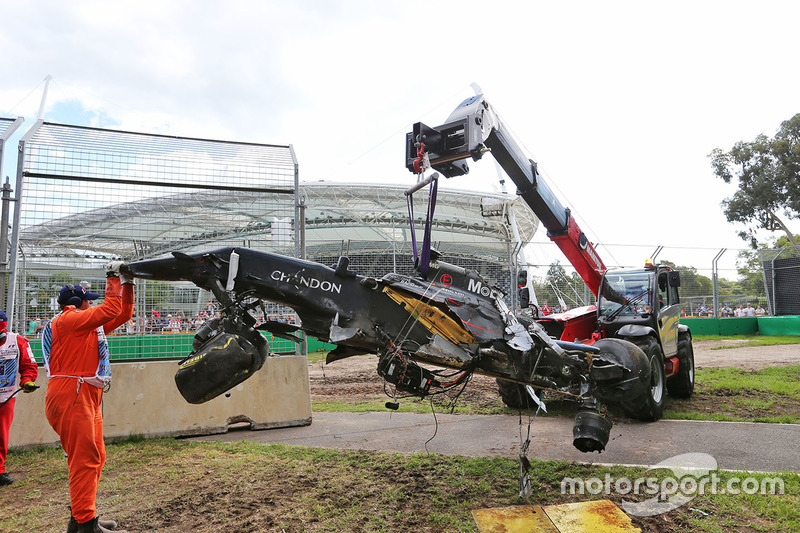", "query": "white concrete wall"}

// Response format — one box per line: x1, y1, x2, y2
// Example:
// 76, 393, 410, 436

9, 356, 311, 447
